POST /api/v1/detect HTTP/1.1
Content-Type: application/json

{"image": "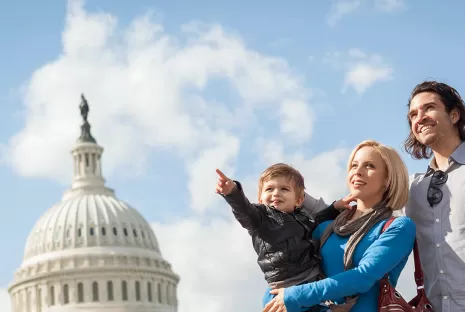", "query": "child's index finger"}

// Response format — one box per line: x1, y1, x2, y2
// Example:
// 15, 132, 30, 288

215, 168, 229, 180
